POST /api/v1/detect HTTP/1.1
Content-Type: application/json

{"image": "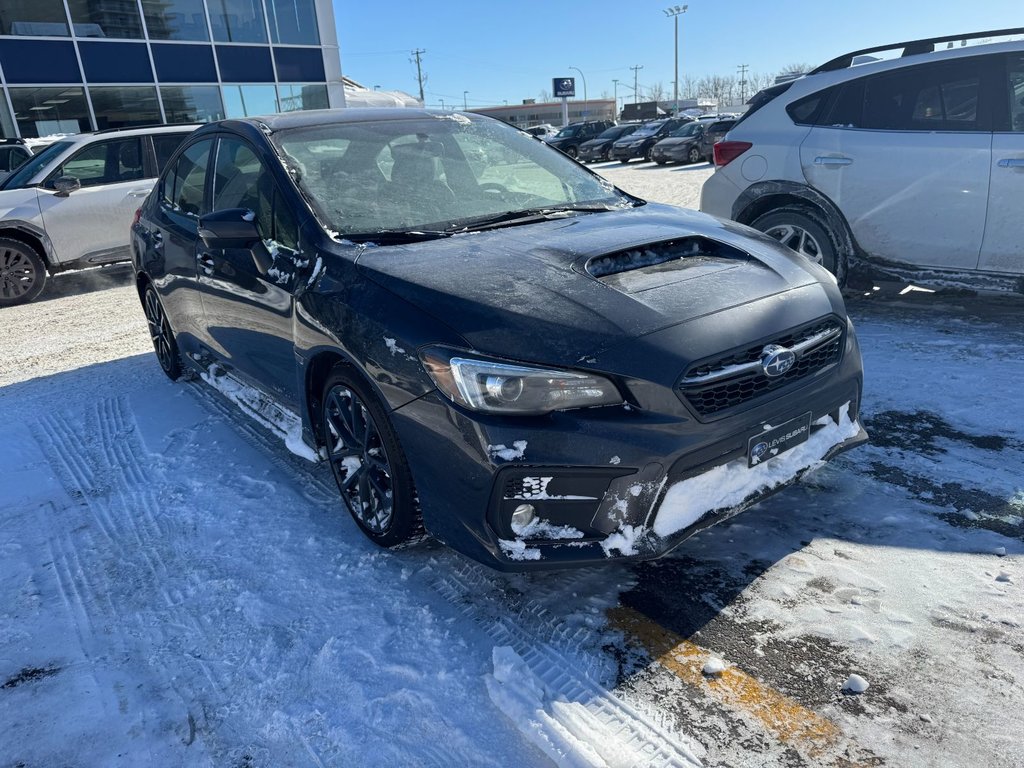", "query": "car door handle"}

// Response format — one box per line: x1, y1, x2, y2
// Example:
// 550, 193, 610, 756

814, 156, 853, 166
127, 188, 151, 198
996, 158, 1024, 168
